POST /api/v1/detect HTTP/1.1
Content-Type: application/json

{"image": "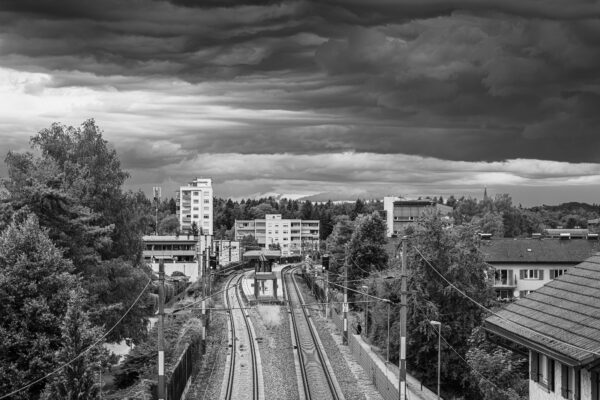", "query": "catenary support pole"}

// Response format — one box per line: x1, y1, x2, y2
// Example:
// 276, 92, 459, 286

158, 259, 166, 400
399, 237, 407, 400
343, 243, 349, 345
